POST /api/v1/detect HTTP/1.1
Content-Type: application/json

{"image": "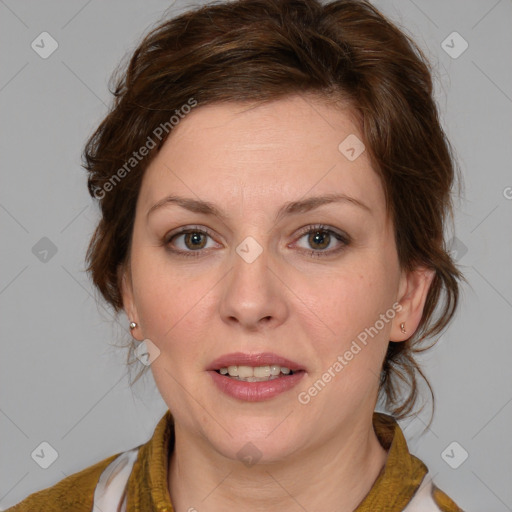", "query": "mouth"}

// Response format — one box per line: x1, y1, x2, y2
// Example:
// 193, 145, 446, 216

207, 352, 306, 401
